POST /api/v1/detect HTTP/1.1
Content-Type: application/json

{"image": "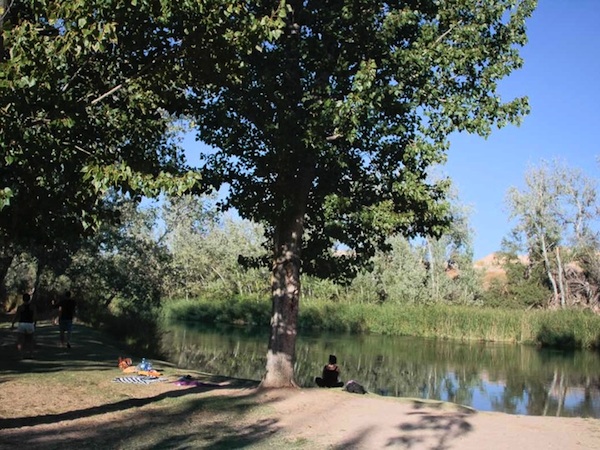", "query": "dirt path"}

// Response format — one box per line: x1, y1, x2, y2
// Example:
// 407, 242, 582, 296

1, 320, 599, 449
255, 388, 600, 449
